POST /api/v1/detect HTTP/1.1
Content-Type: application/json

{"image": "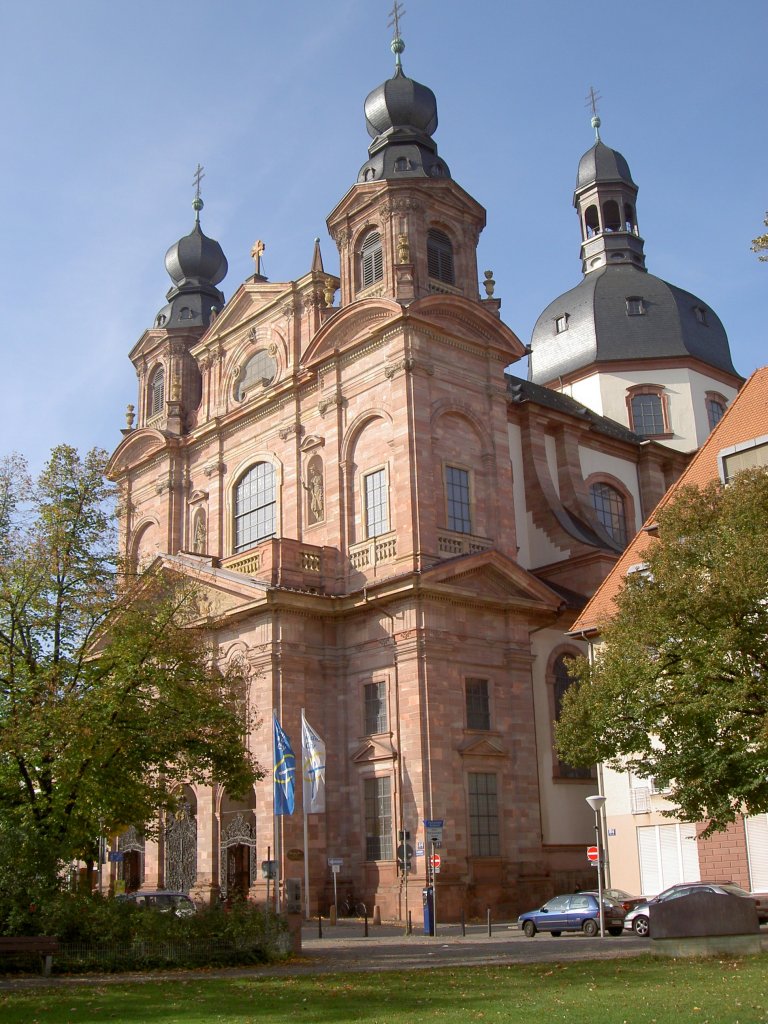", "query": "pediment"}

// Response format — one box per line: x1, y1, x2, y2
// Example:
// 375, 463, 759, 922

408, 294, 526, 362
302, 298, 402, 366
350, 737, 397, 764
106, 429, 170, 478
457, 735, 506, 758
420, 550, 564, 612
